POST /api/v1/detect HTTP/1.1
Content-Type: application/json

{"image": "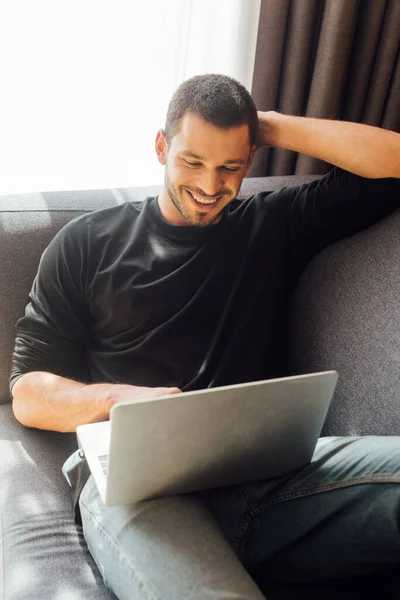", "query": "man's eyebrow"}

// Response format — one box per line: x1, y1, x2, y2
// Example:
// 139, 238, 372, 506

180, 151, 246, 165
